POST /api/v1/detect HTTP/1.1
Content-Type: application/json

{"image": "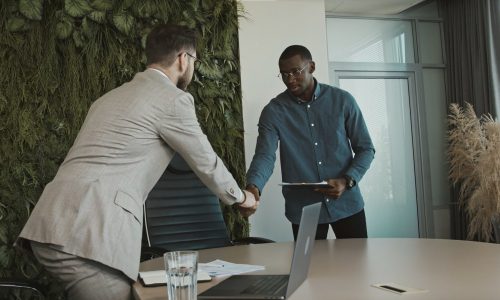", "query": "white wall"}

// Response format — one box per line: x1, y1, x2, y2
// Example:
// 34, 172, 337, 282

238, 0, 329, 242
